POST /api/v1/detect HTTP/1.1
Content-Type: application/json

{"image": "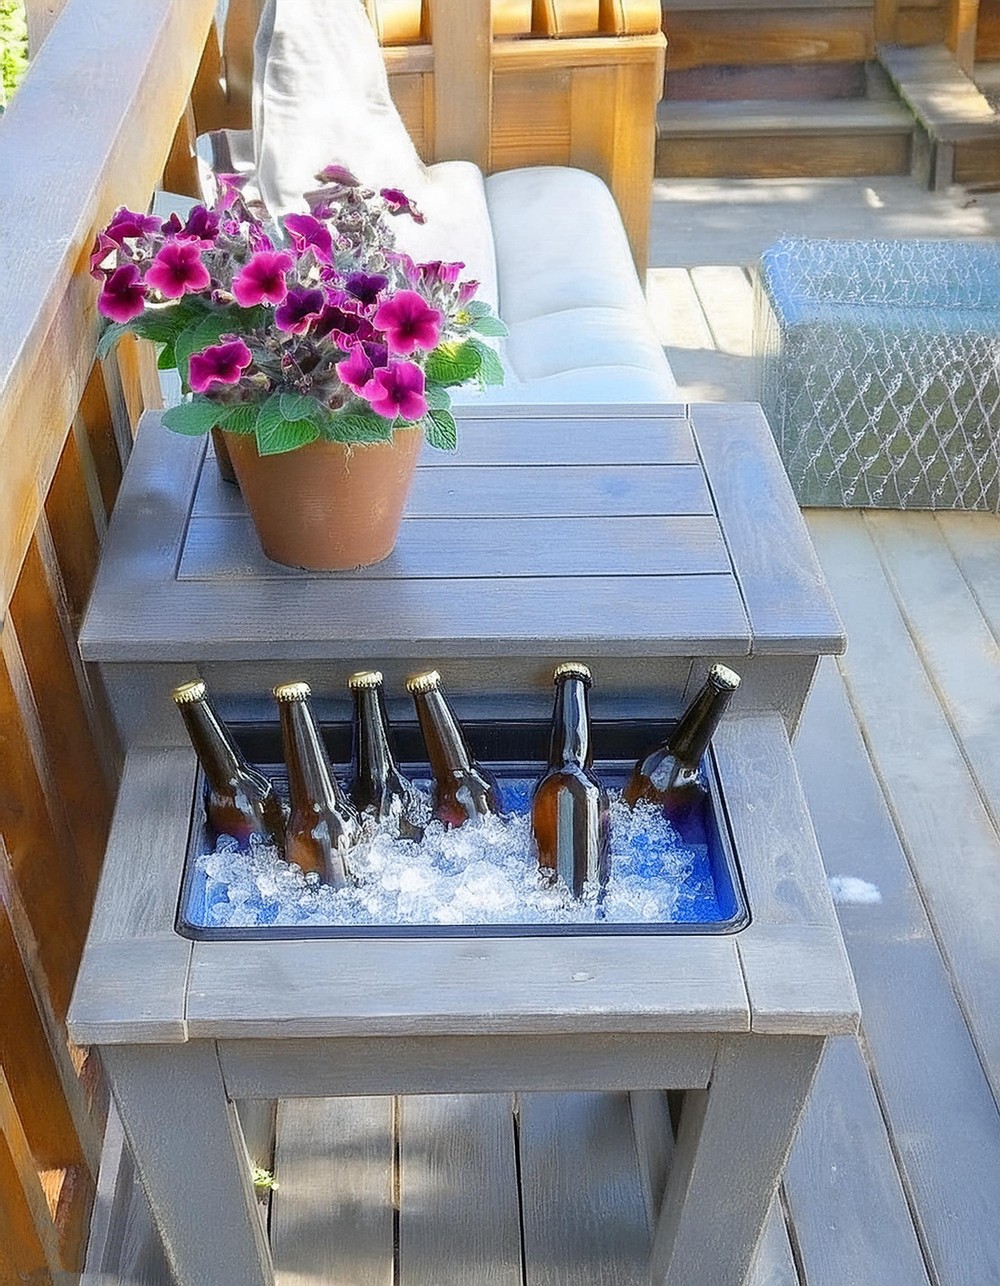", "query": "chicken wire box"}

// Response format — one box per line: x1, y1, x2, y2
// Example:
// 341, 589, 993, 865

754, 237, 1000, 510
